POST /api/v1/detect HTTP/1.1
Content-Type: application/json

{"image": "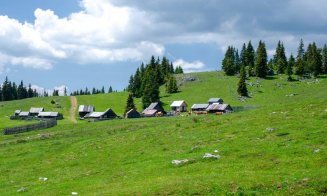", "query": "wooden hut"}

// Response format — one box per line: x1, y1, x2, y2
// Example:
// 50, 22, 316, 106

125, 109, 141, 119
170, 100, 188, 112
86, 108, 117, 120
142, 102, 165, 117
208, 98, 224, 105
14, 110, 21, 116
38, 112, 63, 120
191, 104, 209, 112
18, 111, 30, 119
29, 107, 44, 116
206, 103, 233, 113
78, 105, 95, 117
